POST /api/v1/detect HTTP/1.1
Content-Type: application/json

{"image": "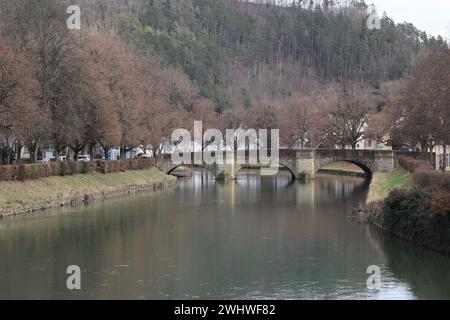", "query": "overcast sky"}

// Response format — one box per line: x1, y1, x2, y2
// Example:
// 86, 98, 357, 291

368, 0, 450, 39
